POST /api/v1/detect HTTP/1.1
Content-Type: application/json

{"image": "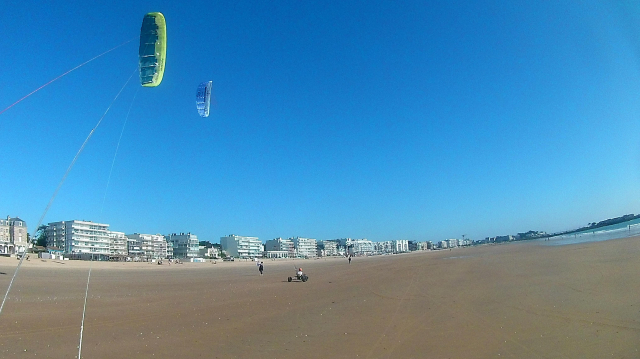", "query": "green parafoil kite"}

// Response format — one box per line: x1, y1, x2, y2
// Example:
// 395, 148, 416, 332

139, 12, 166, 87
